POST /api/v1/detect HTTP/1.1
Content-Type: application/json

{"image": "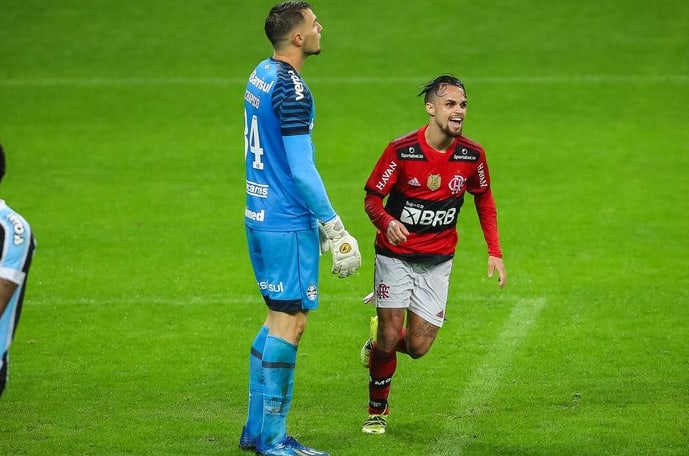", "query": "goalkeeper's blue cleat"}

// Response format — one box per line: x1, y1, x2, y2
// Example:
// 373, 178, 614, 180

360, 315, 378, 368
239, 426, 257, 452
257, 436, 330, 456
